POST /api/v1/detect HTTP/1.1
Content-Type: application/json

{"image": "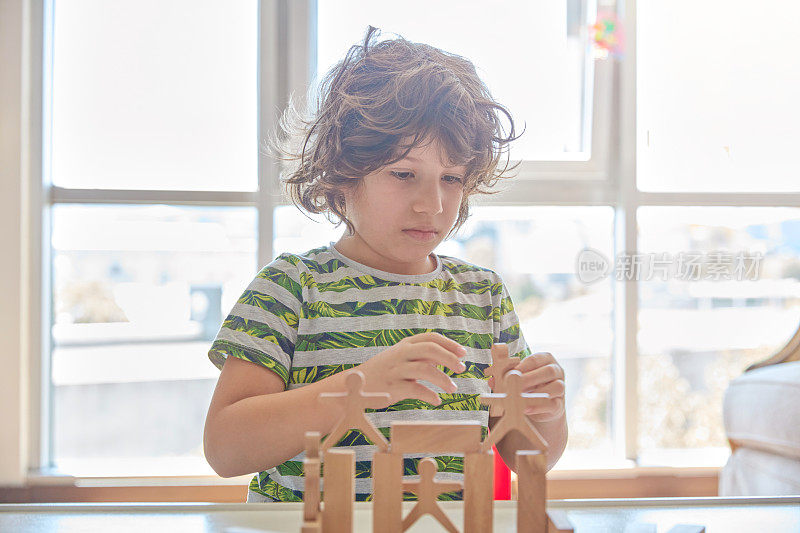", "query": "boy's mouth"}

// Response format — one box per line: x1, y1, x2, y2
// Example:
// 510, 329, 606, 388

404, 227, 437, 233
403, 229, 438, 242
